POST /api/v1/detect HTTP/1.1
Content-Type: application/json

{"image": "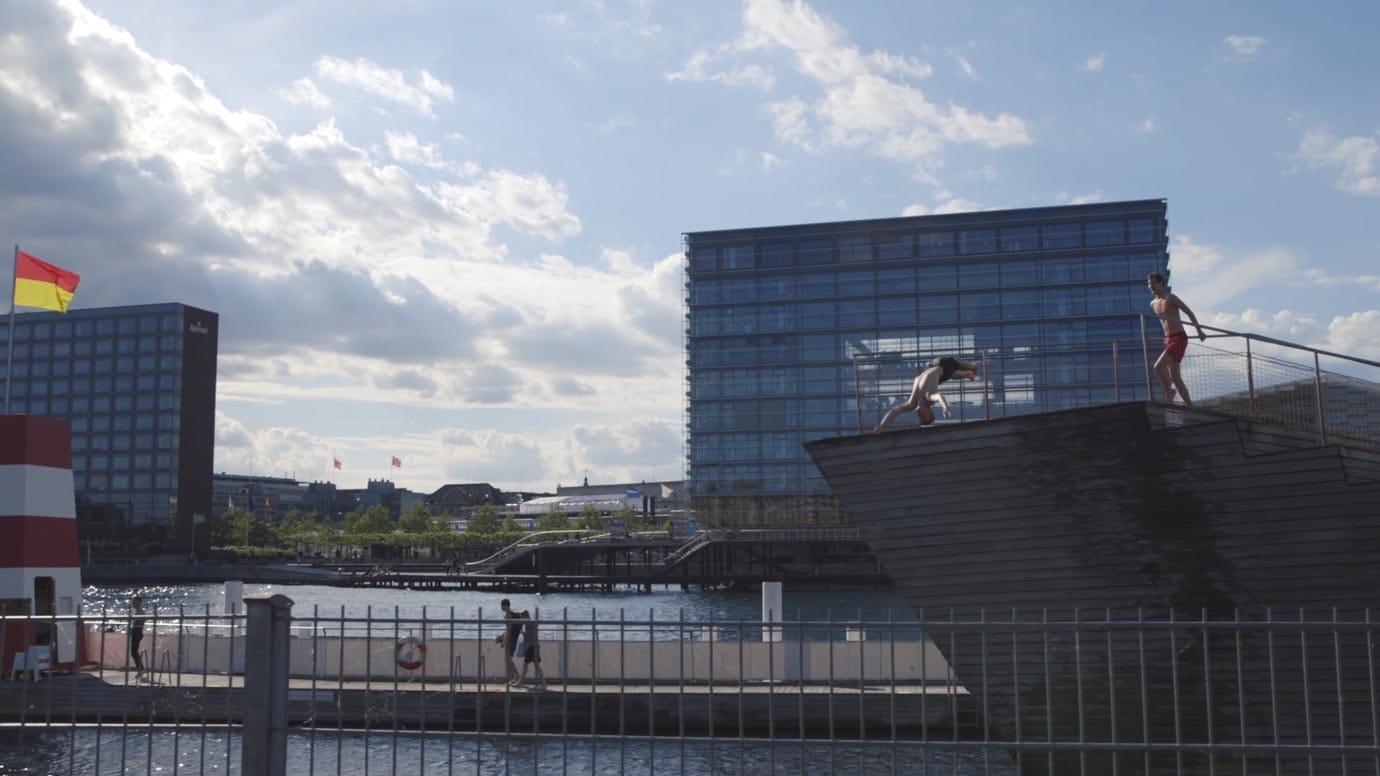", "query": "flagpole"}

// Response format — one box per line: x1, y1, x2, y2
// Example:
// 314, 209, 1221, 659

4, 245, 17, 414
